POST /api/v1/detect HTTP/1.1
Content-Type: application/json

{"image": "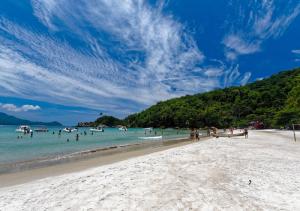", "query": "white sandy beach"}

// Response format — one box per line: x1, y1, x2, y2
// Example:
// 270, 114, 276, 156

0, 130, 300, 210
